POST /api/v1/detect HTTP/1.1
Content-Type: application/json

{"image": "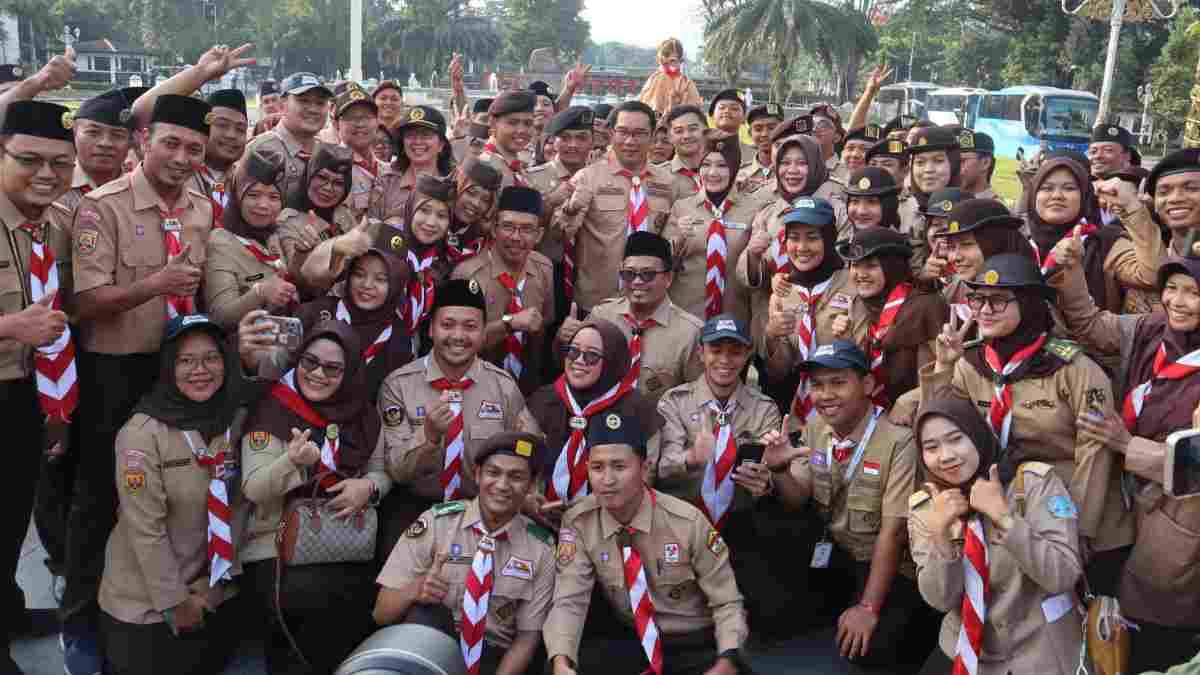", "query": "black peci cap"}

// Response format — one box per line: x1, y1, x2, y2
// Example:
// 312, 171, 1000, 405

528, 81, 555, 100
149, 94, 212, 135
1147, 149, 1200, 196
207, 89, 248, 118
586, 412, 647, 459
623, 231, 672, 268
76, 88, 141, 129
2, 101, 74, 143
1091, 123, 1134, 149
430, 278, 487, 319
497, 186, 543, 217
